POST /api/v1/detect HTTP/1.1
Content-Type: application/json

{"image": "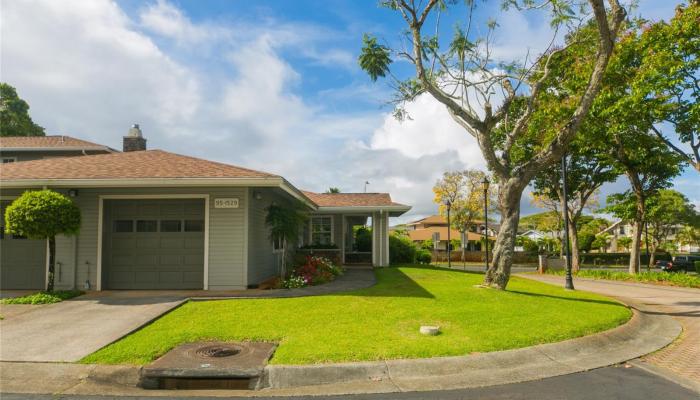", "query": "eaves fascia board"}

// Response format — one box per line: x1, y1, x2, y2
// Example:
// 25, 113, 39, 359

0, 177, 319, 210
315, 205, 412, 216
